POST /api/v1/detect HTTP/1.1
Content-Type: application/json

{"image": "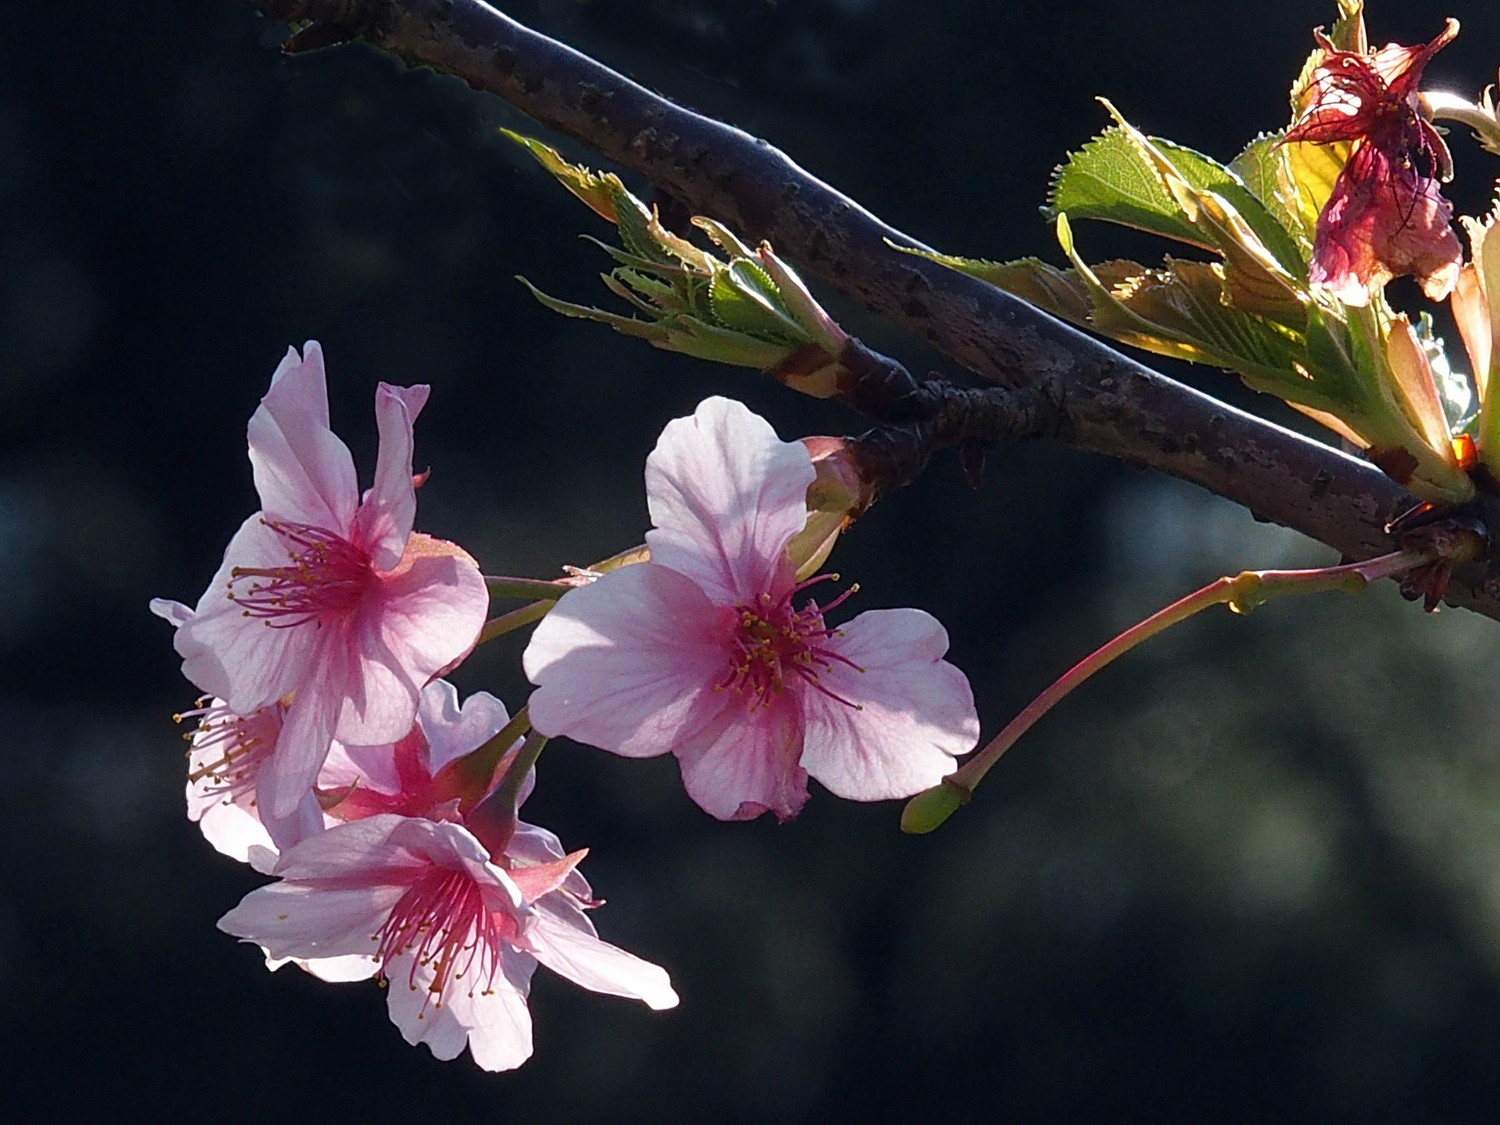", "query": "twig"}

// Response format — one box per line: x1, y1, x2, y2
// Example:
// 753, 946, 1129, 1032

238, 0, 1500, 620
